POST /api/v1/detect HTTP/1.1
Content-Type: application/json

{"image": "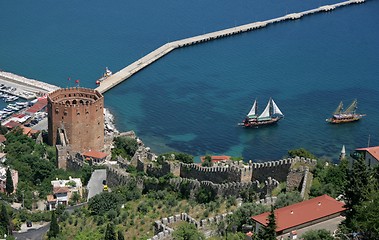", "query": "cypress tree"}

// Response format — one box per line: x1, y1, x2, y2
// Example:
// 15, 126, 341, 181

104, 223, 116, 240
0, 203, 10, 235
265, 205, 277, 240
48, 211, 60, 238
5, 168, 14, 195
